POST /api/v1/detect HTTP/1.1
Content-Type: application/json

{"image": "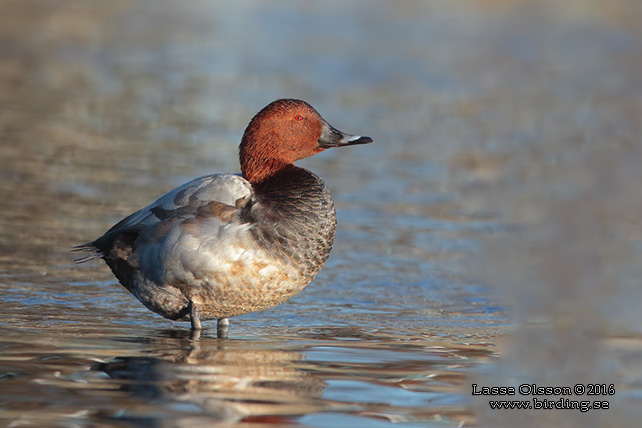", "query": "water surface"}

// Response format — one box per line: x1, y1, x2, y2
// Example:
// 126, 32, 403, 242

1, 1, 641, 426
